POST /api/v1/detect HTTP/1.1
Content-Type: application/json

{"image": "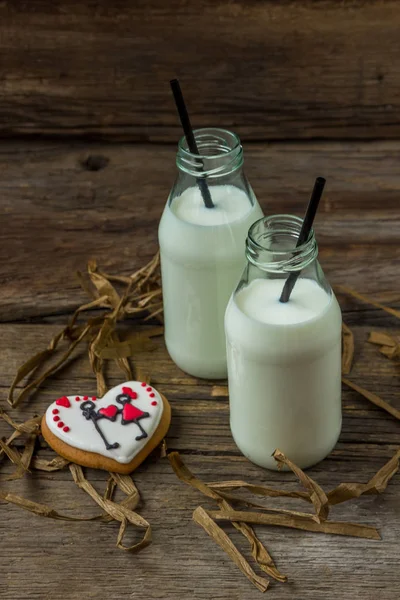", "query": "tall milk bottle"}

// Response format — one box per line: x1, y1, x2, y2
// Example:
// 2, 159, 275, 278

158, 128, 263, 379
225, 215, 342, 469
